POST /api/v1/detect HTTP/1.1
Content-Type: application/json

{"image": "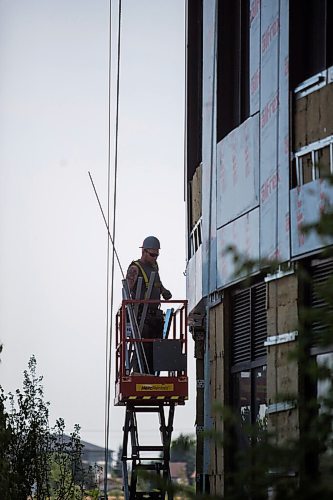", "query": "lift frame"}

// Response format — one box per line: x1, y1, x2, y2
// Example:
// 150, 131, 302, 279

114, 294, 188, 499
121, 403, 175, 500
